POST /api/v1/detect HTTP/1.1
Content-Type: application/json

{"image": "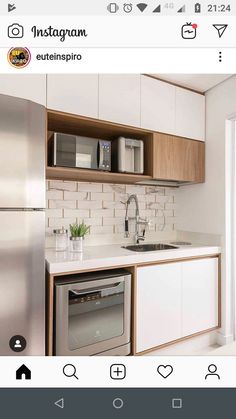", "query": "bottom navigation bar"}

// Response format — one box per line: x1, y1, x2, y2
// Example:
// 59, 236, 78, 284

0, 356, 236, 388
0, 388, 235, 418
